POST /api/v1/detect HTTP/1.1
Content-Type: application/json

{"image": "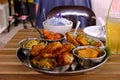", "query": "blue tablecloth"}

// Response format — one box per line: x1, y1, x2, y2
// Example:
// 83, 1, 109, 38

36, 0, 92, 28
